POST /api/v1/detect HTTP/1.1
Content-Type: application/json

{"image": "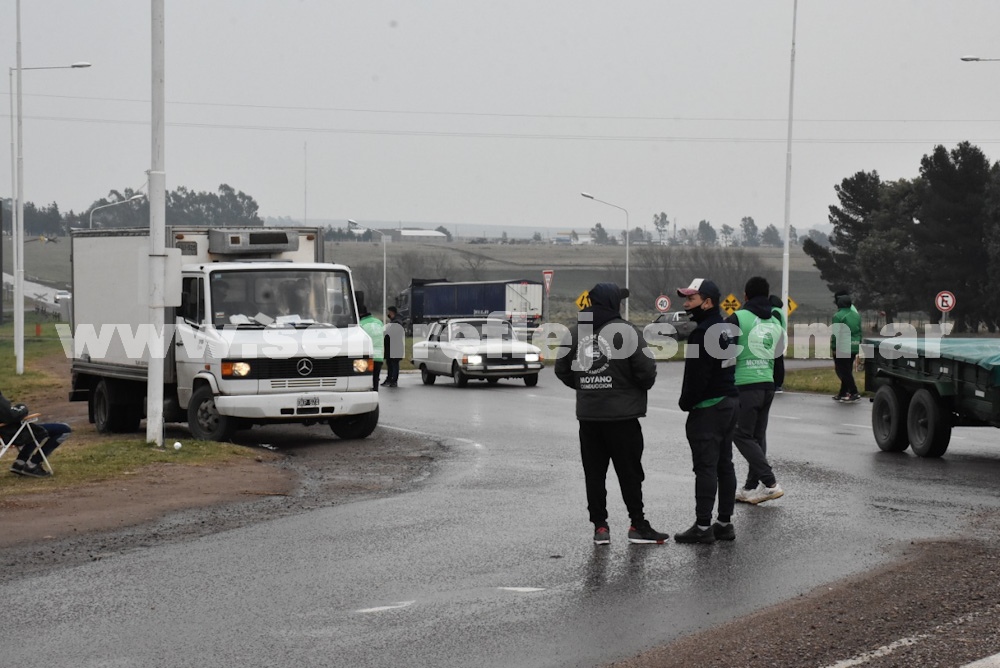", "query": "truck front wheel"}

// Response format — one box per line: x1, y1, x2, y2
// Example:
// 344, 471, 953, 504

330, 406, 379, 439
907, 388, 952, 458
187, 385, 235, 441
872, 385, 909, 452
93, 379, 141, 434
